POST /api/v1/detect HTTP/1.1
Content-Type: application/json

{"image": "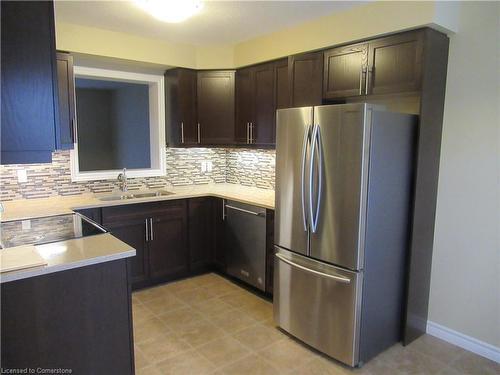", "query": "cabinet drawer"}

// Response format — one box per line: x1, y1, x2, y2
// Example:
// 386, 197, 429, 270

102, 199, 186, 224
